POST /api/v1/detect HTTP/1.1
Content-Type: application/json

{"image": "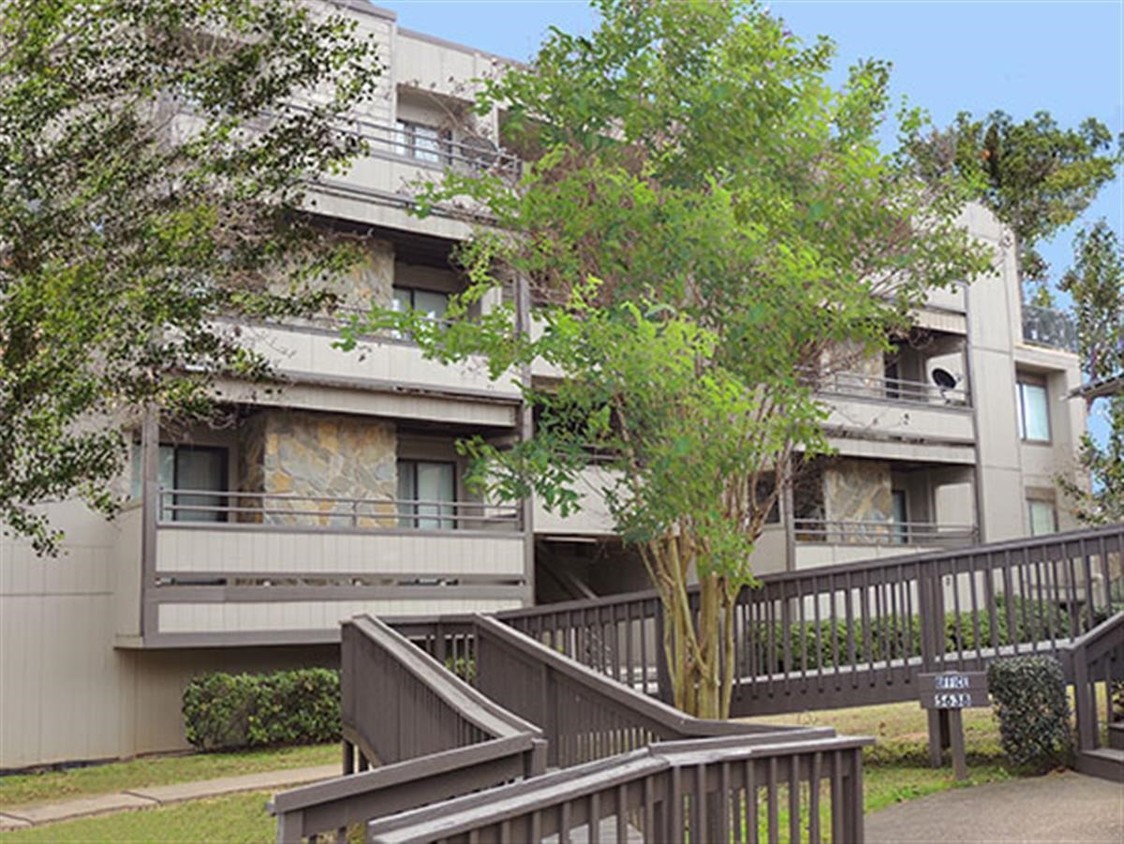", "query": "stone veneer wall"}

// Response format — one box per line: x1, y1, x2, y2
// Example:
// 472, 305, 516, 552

236, 414, 268, 523
342, 237, 394, 313
823, 458, 892, 543
253, 411, 398, 527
